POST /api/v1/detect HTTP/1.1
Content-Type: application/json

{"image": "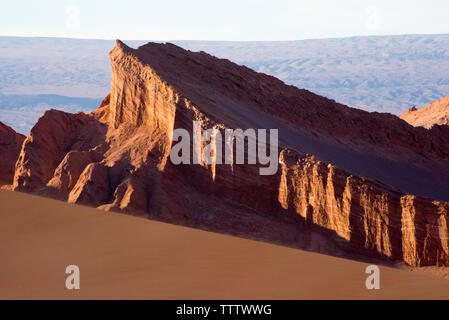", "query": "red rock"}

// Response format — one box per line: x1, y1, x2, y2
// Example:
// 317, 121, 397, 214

6, 40, 449, 266
0, 122, 25, 185
13, 109, 107, 191
46, 147, 105, 199
400, 95, 449, 128
68, 162, 111, 206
